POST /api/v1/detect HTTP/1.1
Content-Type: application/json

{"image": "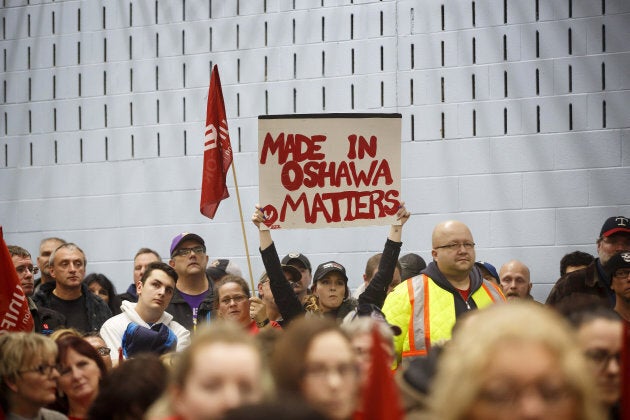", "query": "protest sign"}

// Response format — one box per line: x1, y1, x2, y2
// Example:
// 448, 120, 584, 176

258, 113, 401, 229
